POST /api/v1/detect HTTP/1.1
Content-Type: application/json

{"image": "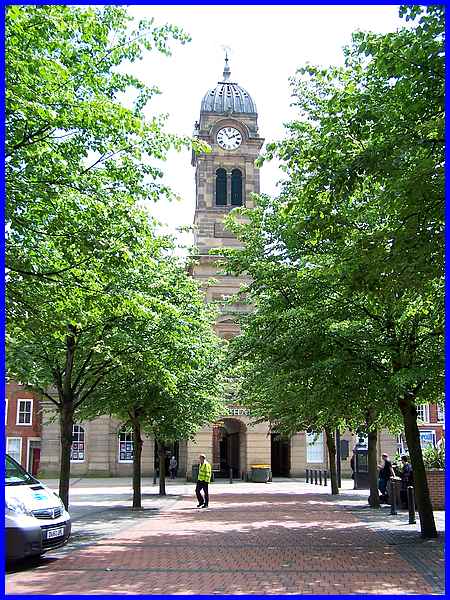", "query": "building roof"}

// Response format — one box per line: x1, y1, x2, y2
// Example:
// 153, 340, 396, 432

200, 56, 257, 115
